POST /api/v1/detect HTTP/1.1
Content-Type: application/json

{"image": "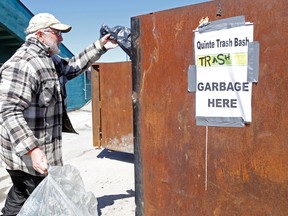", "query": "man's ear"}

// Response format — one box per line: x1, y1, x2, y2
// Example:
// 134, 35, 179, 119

36, 31, 44, 42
